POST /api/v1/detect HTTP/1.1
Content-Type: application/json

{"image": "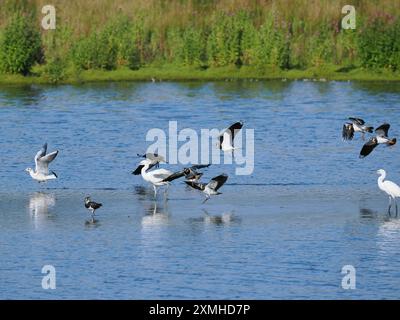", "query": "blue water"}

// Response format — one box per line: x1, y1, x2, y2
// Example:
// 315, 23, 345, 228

1, 80, 400, 299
